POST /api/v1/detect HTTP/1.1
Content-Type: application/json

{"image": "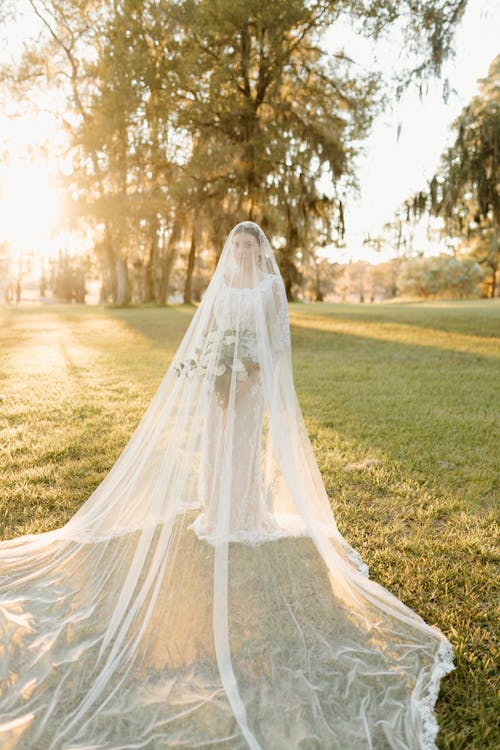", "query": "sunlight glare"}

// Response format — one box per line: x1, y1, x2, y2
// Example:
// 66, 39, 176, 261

0, 159, 61, 261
